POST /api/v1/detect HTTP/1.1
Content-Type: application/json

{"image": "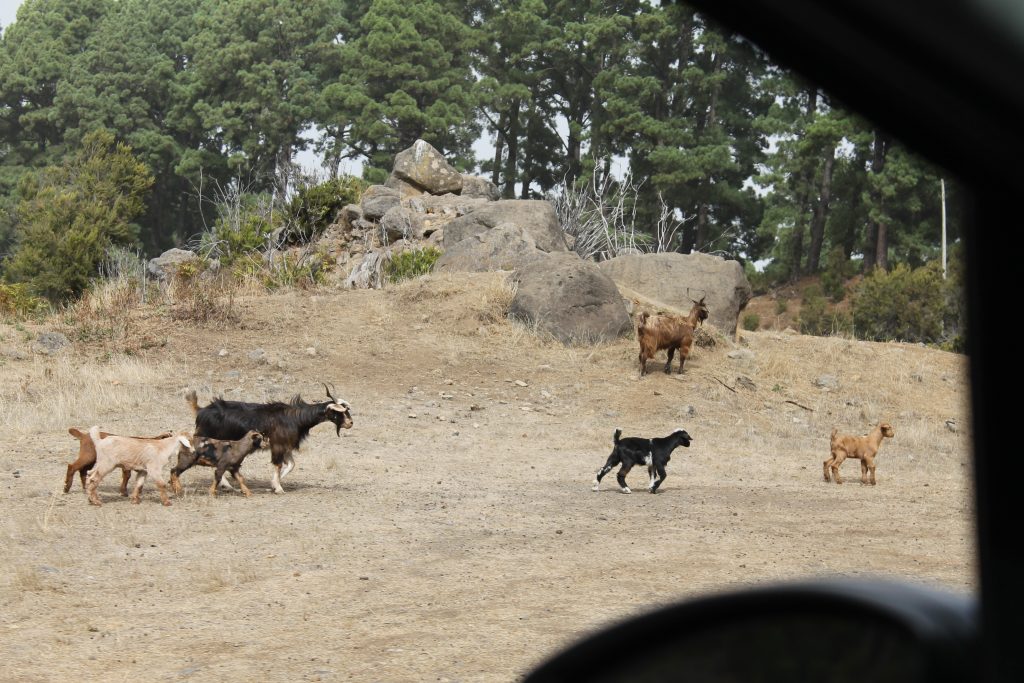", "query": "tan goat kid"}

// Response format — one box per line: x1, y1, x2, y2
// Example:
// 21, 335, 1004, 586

824, 421, 895, 485
637, 297, 709, 376
85, 427, 194, 506
64, 427, 172, 495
